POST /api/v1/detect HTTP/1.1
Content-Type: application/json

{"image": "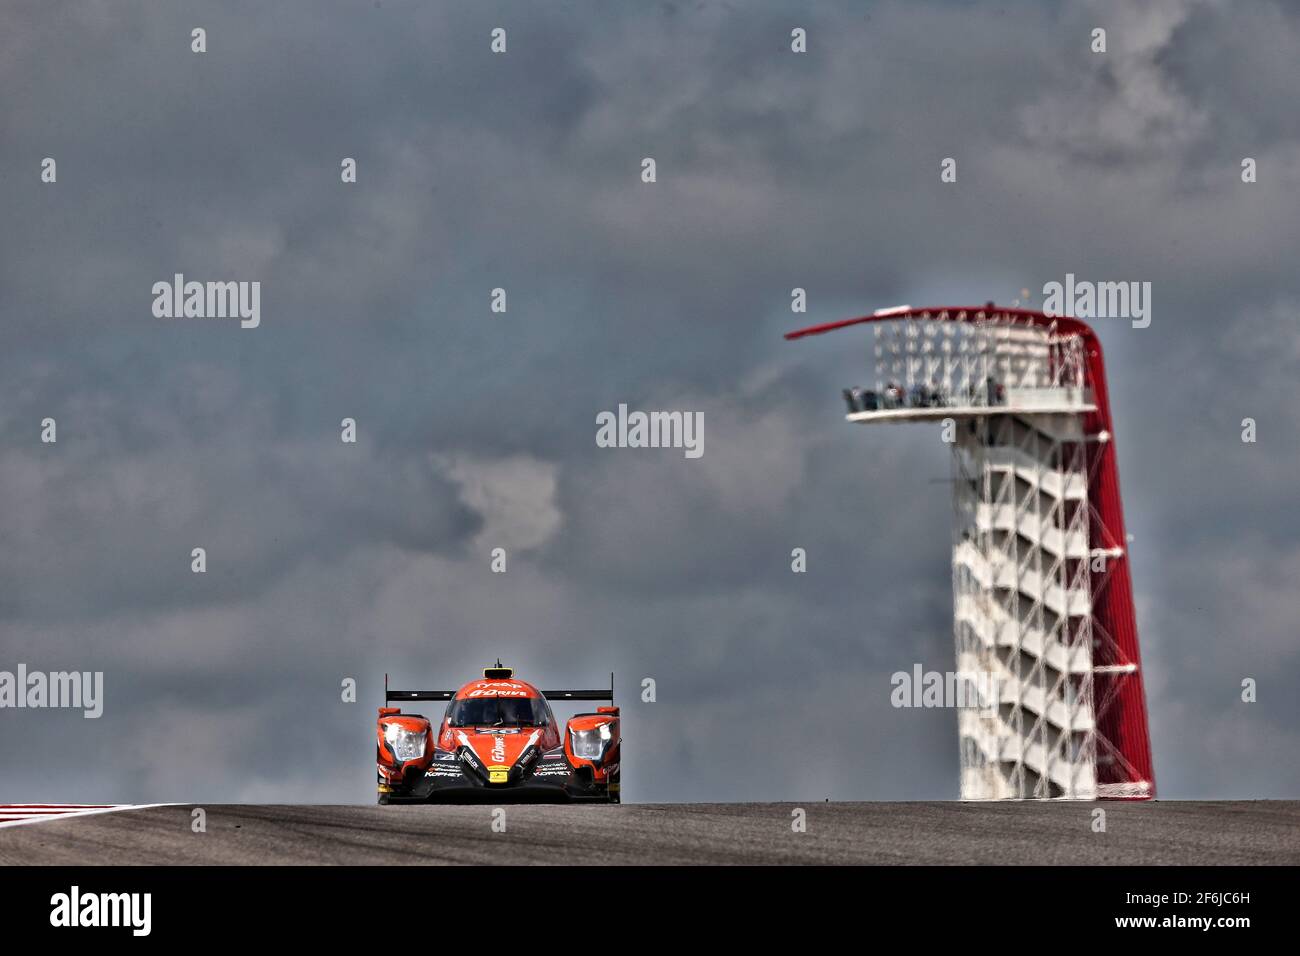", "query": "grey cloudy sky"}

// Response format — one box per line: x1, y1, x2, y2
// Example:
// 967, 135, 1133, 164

1, 0, 1297, 804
